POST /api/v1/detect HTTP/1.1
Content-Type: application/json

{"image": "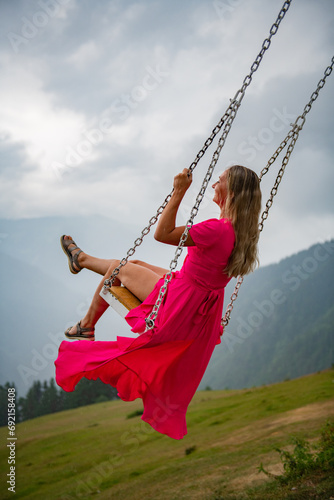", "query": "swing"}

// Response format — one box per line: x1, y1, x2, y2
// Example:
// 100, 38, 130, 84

101, 0, 334, 326
101, 0, 292, 315
102, 53, 333, 318
104, 286, 141, 318
222, 56, 334, 327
